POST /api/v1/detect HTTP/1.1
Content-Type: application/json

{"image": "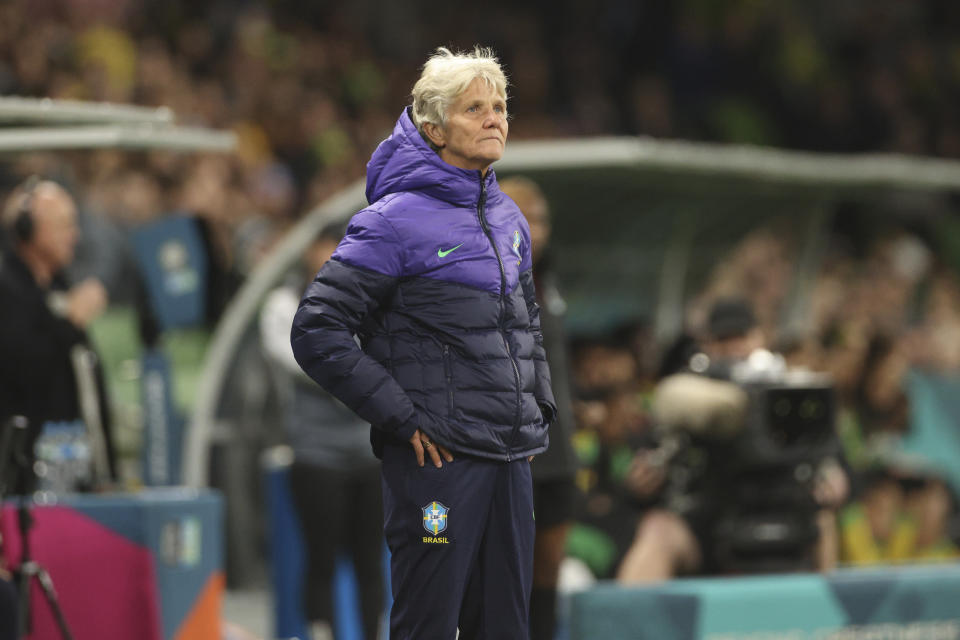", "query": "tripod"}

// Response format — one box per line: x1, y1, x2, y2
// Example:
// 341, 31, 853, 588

15, 497, 74, 640
1, 417, 74, 640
